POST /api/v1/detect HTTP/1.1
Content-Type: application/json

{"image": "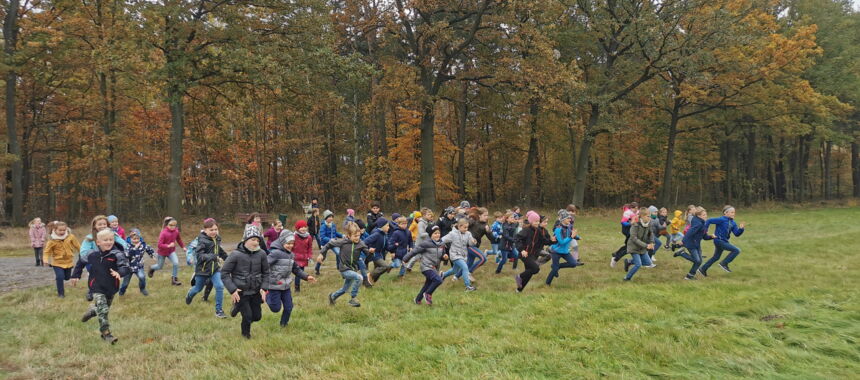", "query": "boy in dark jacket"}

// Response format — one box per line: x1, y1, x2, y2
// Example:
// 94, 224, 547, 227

496, 212, 519, 273
221, 235, 271, 339
307, 208, 321, 249
366, 201, 384, 234
185, 219, 229, 318
362, 218, 392, 286
387, 216, 413, 278
266, 231, 315, 327
71, 229, 131, 344
436, 207, 457, 237
322, 224, 370, 307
